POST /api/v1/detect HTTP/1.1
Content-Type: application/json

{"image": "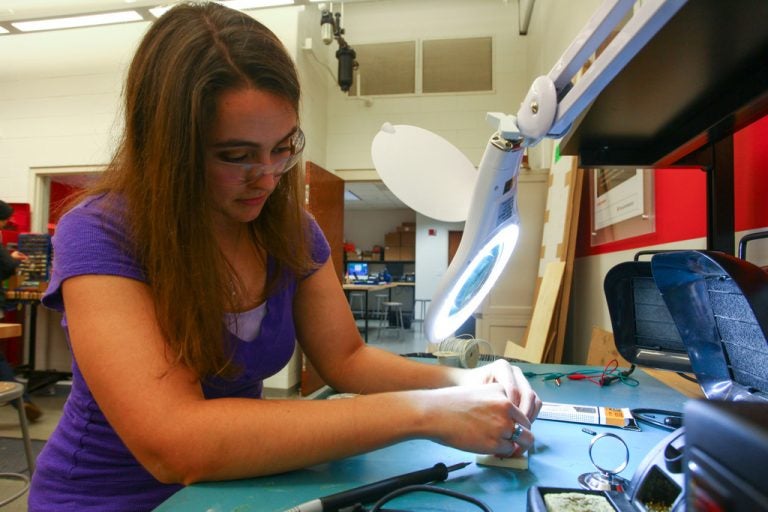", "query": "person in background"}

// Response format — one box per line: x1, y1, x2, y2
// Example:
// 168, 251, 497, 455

0, 199, 43, 422
28, 3, 541, 511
